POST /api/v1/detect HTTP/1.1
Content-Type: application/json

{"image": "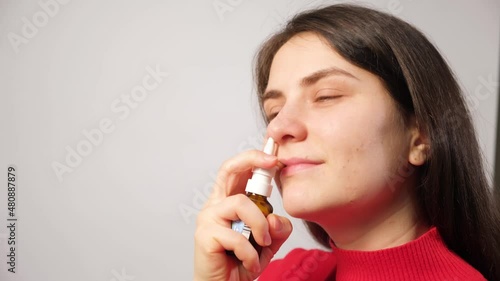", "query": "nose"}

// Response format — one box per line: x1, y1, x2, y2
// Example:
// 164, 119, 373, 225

266, 106, 307, 145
